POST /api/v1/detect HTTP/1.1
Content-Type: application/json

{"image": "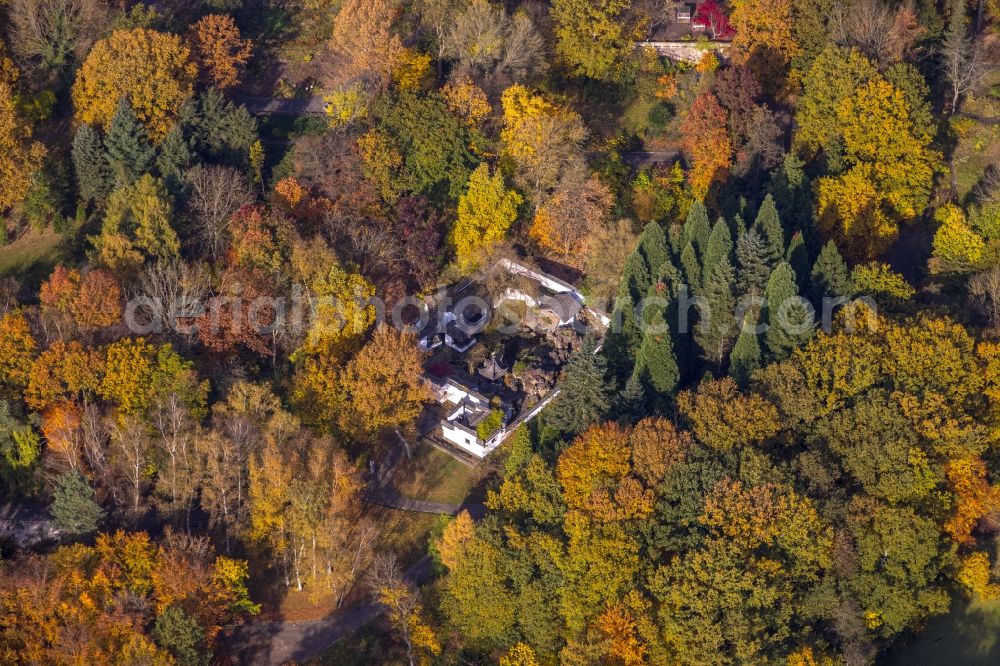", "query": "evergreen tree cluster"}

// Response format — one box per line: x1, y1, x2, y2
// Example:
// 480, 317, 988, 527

72, 90, 258, 206
603, 194, 856, 421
